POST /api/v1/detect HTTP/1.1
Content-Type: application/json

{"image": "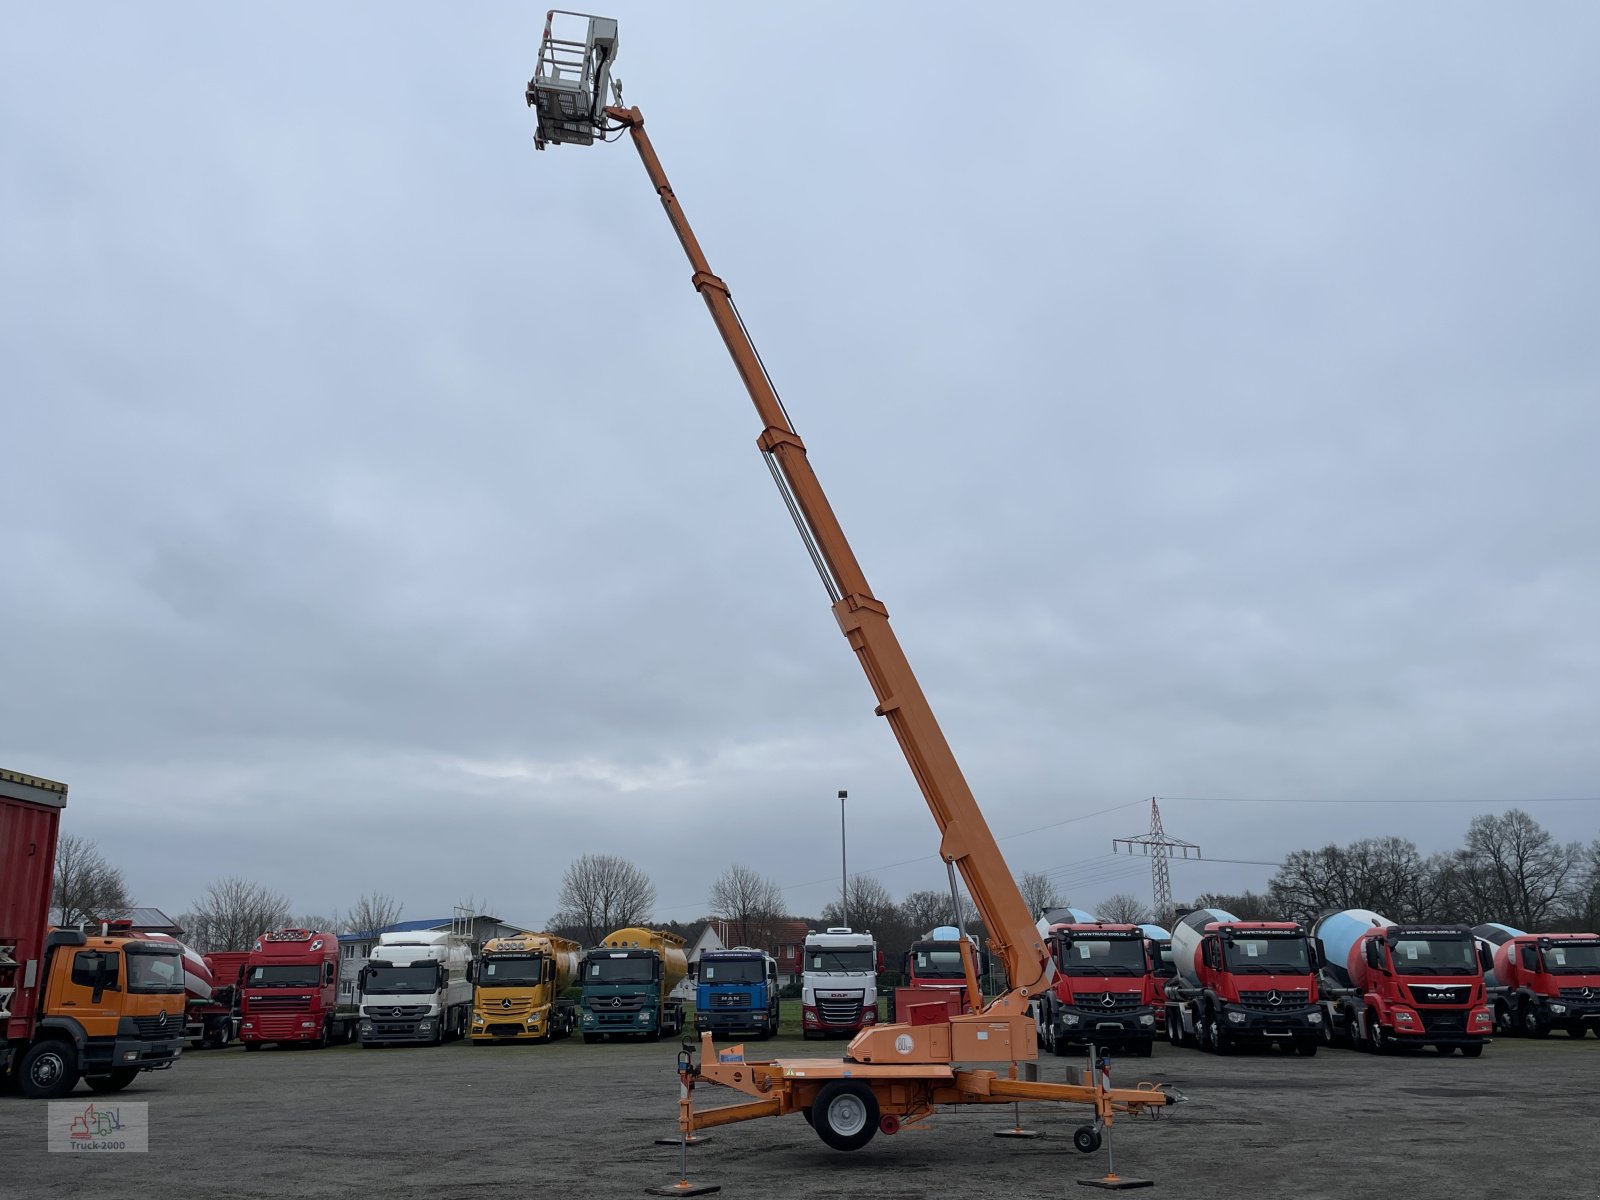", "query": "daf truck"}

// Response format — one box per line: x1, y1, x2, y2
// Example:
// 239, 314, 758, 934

579, 927, 687, 1043
239, 928, 355, 1048
356, 928, 472, 1046
800, 927, 881, 1039
470, 932, 582, 1042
